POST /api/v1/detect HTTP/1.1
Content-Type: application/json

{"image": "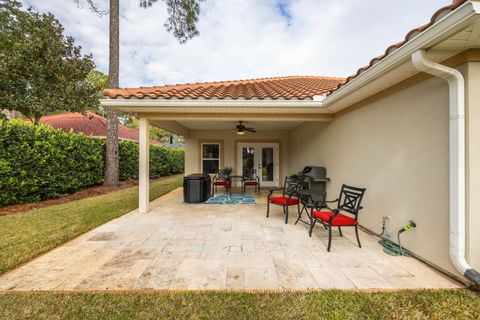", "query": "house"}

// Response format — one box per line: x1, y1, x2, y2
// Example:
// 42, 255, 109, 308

101, 0, 480, 286
40, 112, 163, 145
